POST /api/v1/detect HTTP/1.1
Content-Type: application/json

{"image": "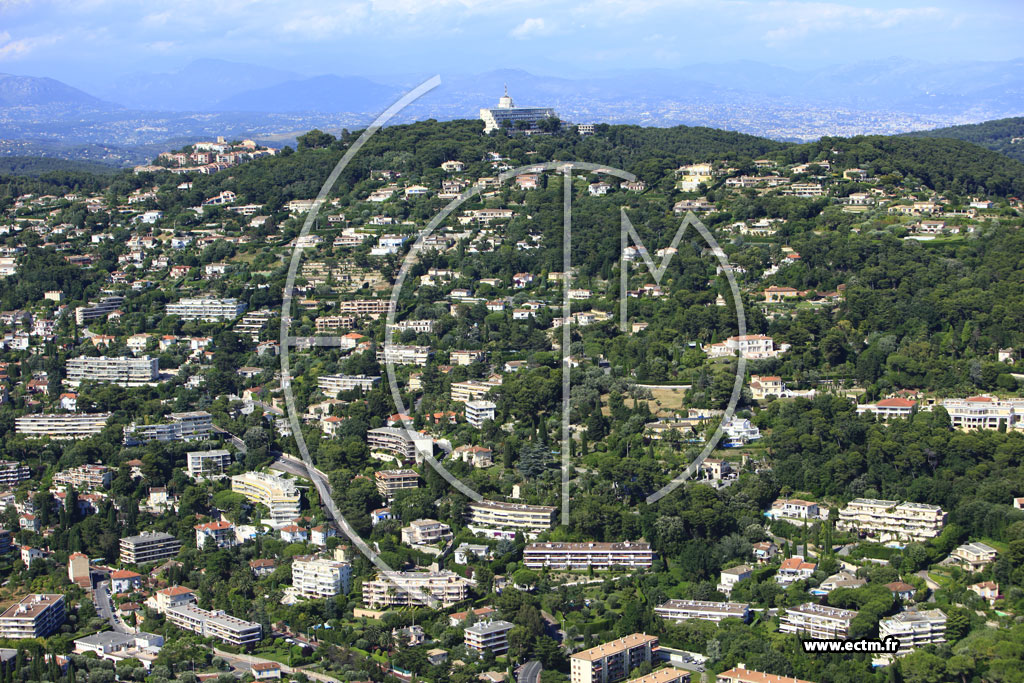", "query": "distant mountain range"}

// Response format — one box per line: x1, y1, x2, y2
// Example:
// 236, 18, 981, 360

0, 58, 1021, 165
